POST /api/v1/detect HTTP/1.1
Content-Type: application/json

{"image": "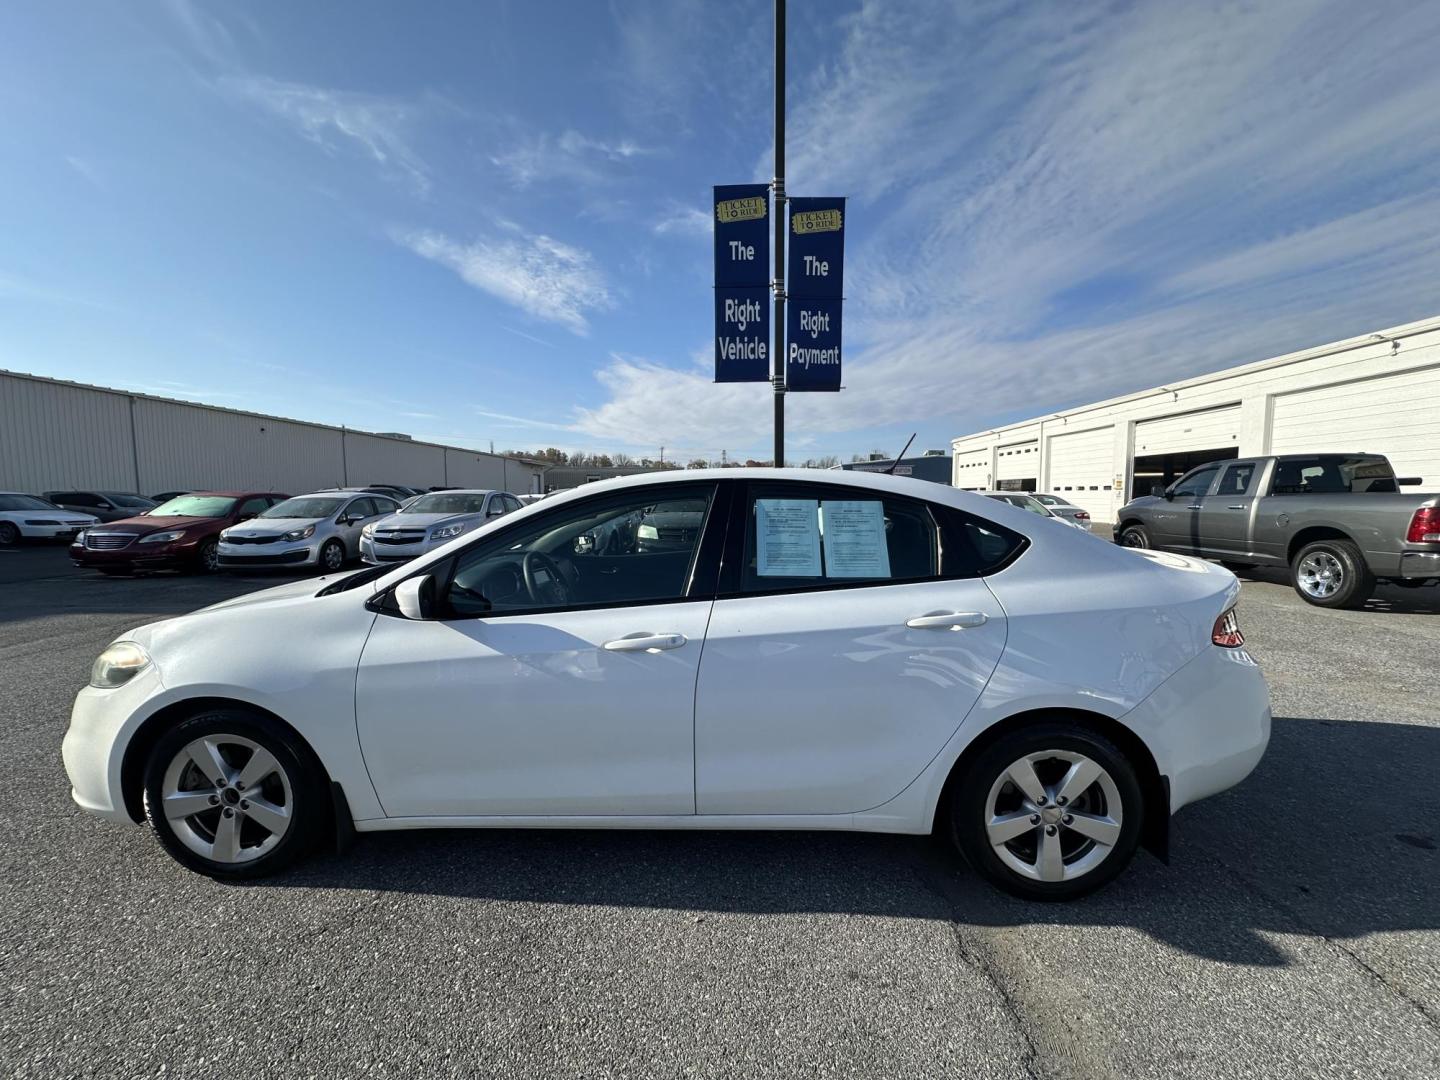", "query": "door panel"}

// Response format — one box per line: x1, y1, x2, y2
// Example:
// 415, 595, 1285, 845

356, 601, 711, 817
1195, 461, 1257, 558
695, 579, 1006, 815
